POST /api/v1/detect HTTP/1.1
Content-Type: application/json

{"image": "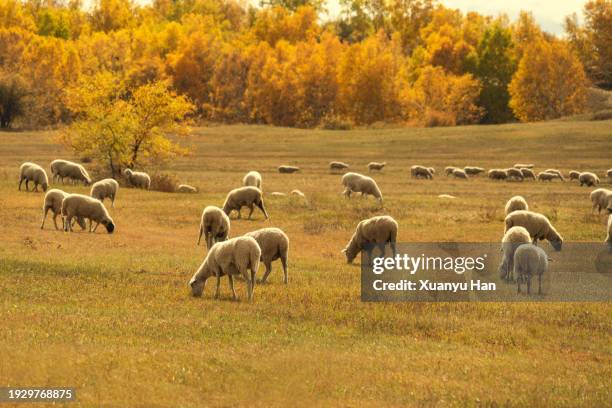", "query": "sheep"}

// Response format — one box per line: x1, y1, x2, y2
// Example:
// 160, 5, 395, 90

505, 195, 529, 216
506, 168, 524, 181
123, 168, 151, 190
342, 215, 398, 264
464, 166, 485, 176
608, 169, 612, 183
90, 178, 119, 207
514, 164, 535, 169
330, 161, 349, 171
537, 171, 561, 182
411, 165, 433, 179
499, 226, 531, 282
278, 165, 300, 174
368, 162, 386, 172
606, 215, 611, 251
290, 189, 305, 198
18, 162, 48, 192
438, 194, 456, 199
342, 172, 383, 204
177, 184, 197, 193
544, 169, 565, 181
61, 194, 115, 234
270, 192, 286, 197
579, 172, 600, 187
197, 206, 231, 250
244, 227, 289, 284
188, 236, 261, 301
452, 168, 468, 179
590, 188, 612, 214
569, 170, 580, 181
520, 168, 536, 180
428, 167, 436, 175
504, 210, 563, 251
488, 169, 508, 180
222, 186, 269, 220
444, 166, 457, 176
242, 171, 262, 189
40, 189, 86, 231
514, 244, 548, 295
50, 159, 91, 185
